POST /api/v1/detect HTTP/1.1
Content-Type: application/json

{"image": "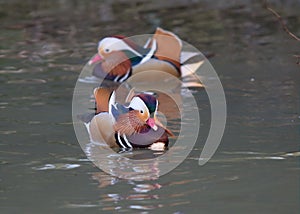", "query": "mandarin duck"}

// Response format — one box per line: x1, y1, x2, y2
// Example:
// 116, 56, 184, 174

88, 27, 203, 83
85, 87, 173, 150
